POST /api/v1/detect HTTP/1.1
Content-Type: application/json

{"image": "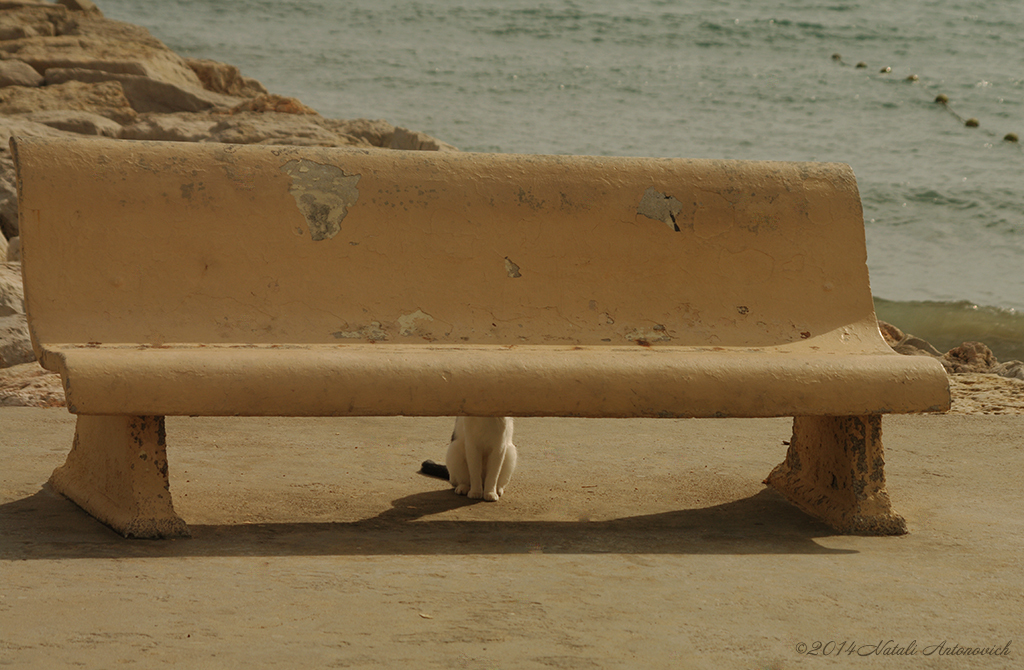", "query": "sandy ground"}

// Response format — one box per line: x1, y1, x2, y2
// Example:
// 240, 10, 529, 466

1, 408, 1021, 669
